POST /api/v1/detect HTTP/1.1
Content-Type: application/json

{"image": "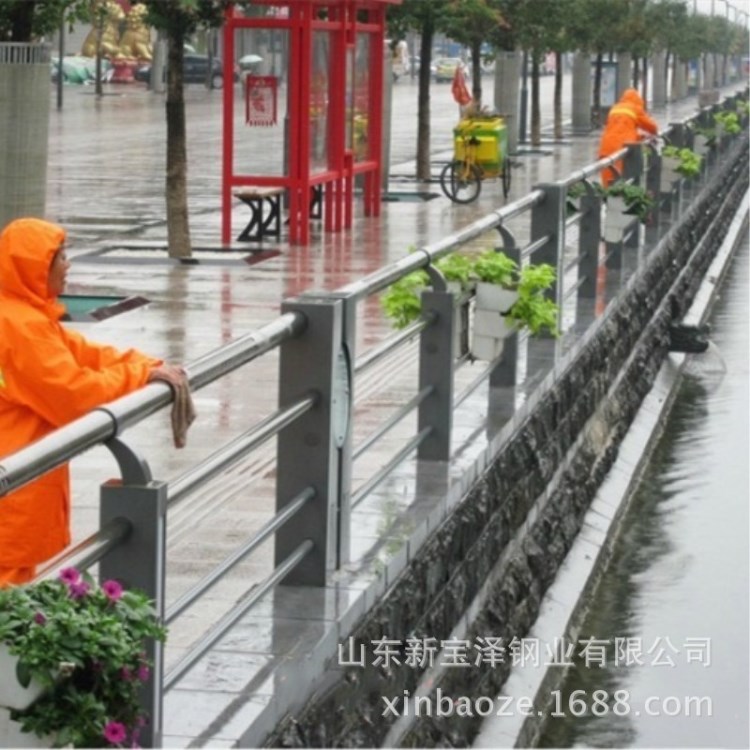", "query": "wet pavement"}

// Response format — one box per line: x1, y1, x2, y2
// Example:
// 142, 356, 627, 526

41, 74, 747, 746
